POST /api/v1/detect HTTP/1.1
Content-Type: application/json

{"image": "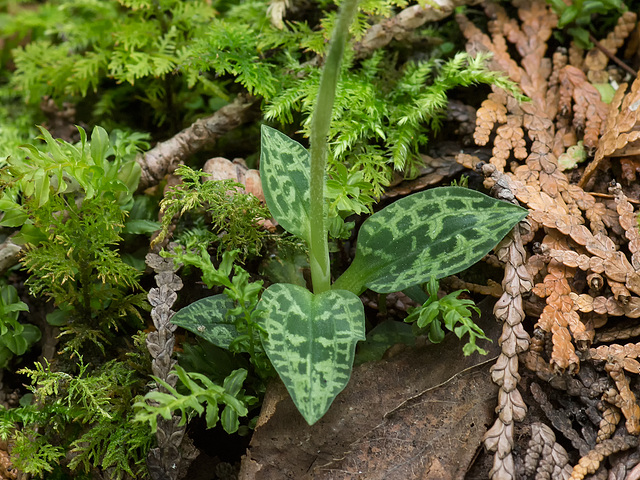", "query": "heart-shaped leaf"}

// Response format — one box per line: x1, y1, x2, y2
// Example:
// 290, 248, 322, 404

259, 125, 312, 242
170, 294, 240, 349
334, 186, 529, 294
258, 283, 365, 425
